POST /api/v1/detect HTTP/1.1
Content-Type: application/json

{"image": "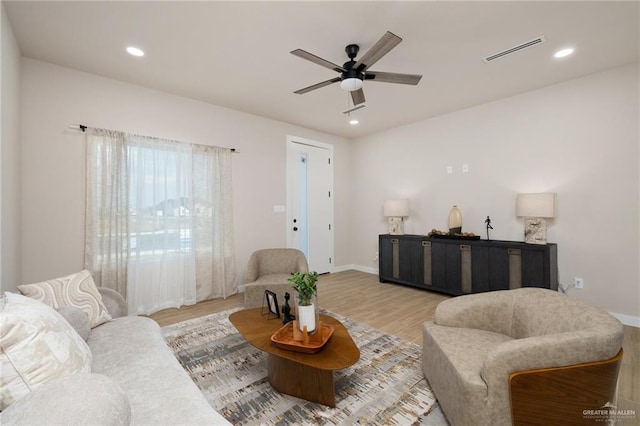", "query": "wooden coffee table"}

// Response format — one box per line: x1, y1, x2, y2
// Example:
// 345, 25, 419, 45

229, 308, 360, 407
